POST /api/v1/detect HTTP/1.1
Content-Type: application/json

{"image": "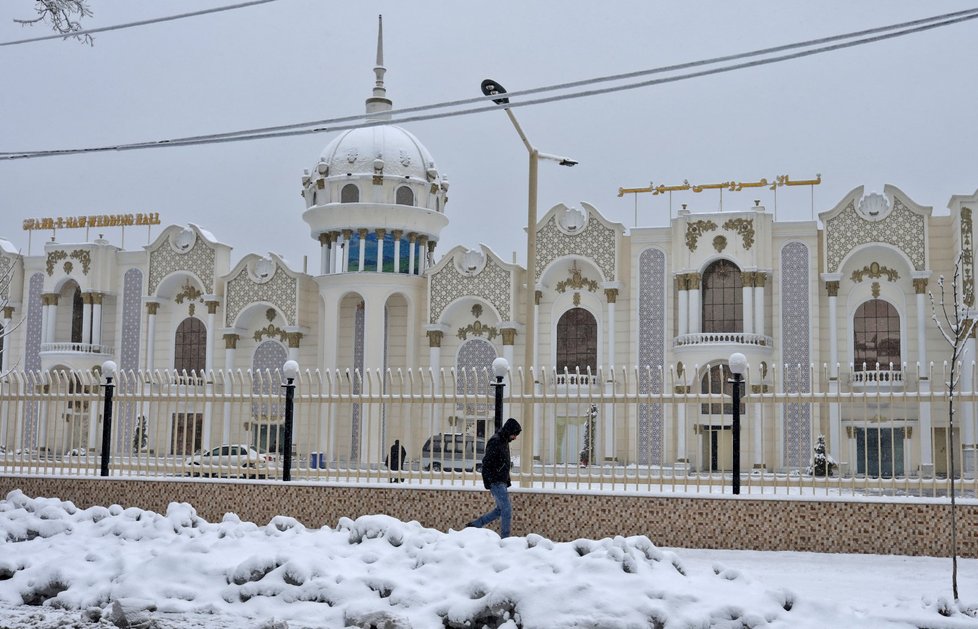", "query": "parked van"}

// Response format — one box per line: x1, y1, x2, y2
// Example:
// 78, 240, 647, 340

421, 433, 486, 472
